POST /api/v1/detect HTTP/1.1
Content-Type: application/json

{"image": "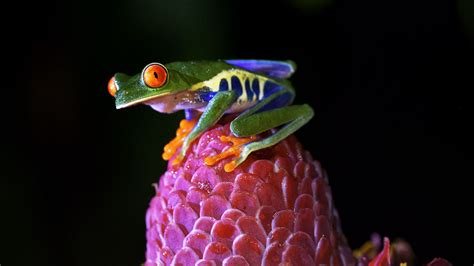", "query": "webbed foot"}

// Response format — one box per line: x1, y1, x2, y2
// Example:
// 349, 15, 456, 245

204, 134, 258, 172
162, 119, 197, 165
